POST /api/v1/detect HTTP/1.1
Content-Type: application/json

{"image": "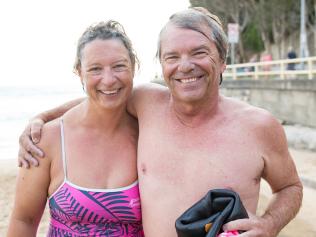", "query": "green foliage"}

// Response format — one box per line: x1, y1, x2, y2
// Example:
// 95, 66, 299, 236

242, 23, 264, 53
189, 0, 315, 61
